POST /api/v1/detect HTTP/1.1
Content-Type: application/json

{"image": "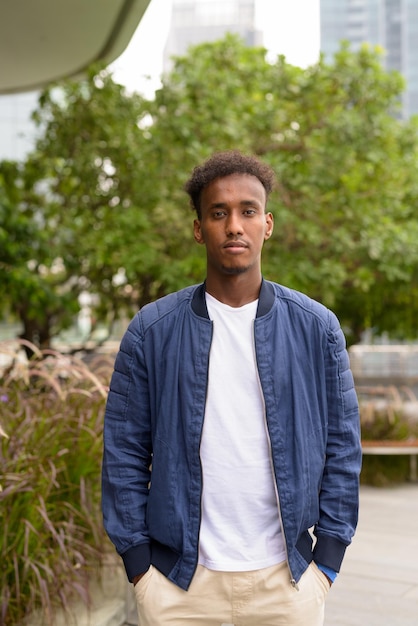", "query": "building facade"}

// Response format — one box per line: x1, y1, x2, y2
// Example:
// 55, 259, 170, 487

320, 0, 418, 117
163, 0, 262, 72
0, 92, 39, 161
